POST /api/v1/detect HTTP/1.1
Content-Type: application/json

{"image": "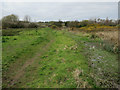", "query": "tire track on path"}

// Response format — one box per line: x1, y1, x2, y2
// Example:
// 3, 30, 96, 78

8, 39, 54, 87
